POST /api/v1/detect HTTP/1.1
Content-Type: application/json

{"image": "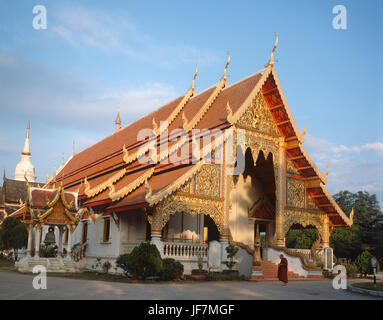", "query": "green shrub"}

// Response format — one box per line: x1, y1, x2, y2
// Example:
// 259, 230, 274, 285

341, 262, 359, 278
355, 251, 372, 276
333, 254, 338, 266
160, 258, 184, 280
116, 242, 163, 279
224, 245, 239, 270
39, 244, 57, 258
116, 254, 130, 275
